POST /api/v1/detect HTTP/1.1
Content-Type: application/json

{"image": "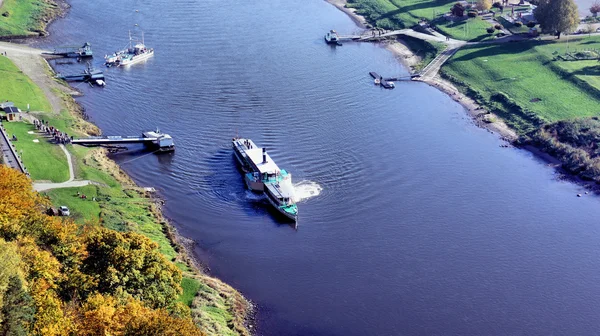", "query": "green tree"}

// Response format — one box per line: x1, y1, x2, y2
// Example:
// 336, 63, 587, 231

534, 0, 579, 38
591, 1, 600, 16
0, 275, 35, 336
82, 227, 182, 308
